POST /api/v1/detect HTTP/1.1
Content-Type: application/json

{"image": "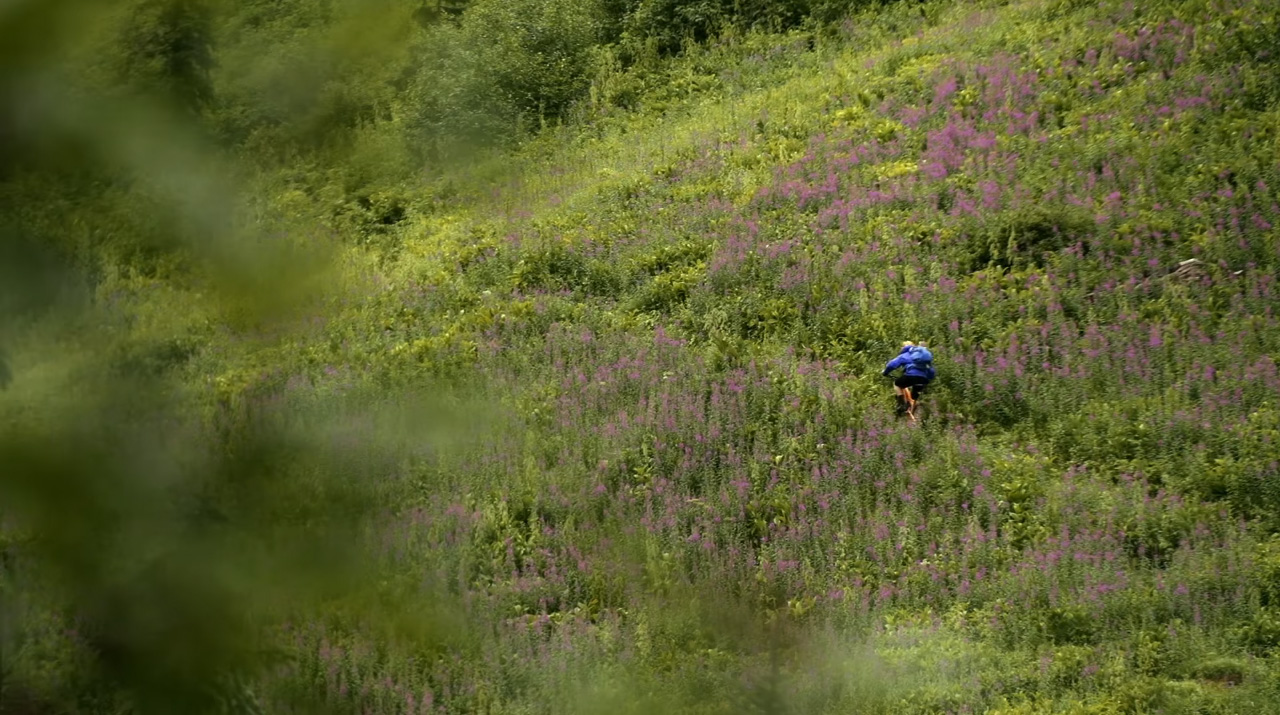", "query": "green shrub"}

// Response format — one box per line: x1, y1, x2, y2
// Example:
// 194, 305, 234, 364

1239, 609, 1280, 655
1042, 605, 1097, 646
512, 242, 589, 291
1191, 657, 1246, 685
464, 0, 607, 123
631, 239, 713, 276
629, 263, 706, 314
619, 0, 893, 57
962, 204, 1095, 272
115, 0, 216, 113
